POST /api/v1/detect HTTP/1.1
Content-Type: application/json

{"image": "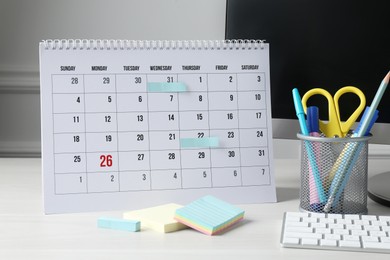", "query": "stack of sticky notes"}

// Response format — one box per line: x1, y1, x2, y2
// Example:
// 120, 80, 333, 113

123, 203, 187, 233
174, 195, 245, 235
